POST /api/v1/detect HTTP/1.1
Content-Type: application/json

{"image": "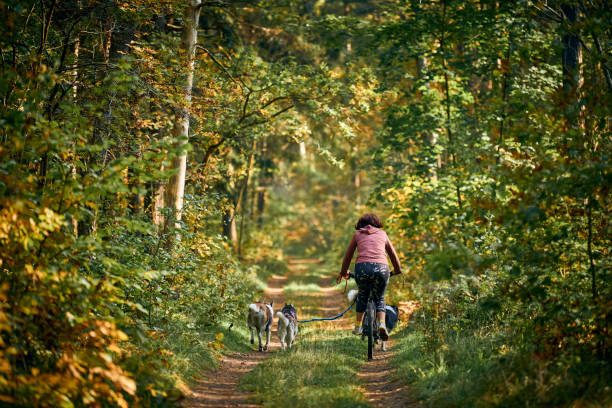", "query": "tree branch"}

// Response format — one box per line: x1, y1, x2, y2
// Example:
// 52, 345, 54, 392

202, 135, 230, 167
203, 102, 295, 166
239, 104, 295, 129
240, 95, 292, 122
197, 45, 251, 91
